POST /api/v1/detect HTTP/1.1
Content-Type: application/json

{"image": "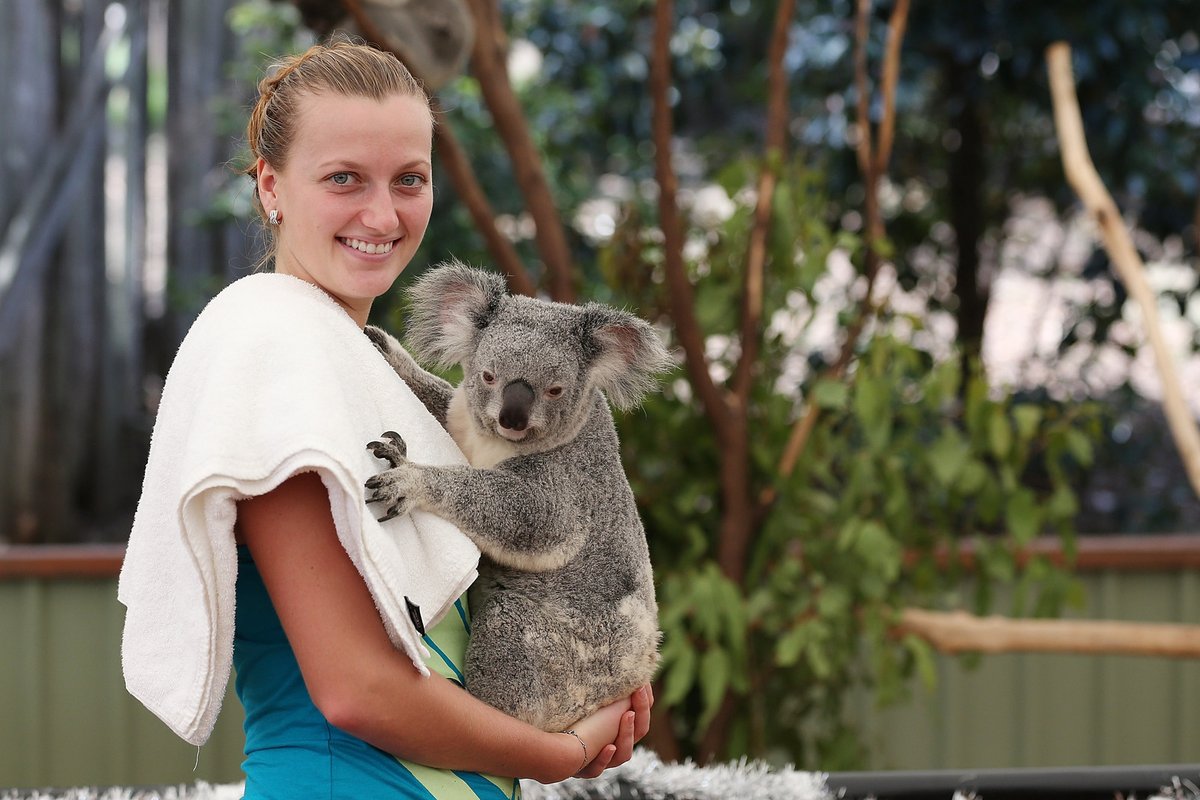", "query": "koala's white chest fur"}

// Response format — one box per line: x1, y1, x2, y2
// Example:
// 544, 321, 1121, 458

446, 386, 520, 469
